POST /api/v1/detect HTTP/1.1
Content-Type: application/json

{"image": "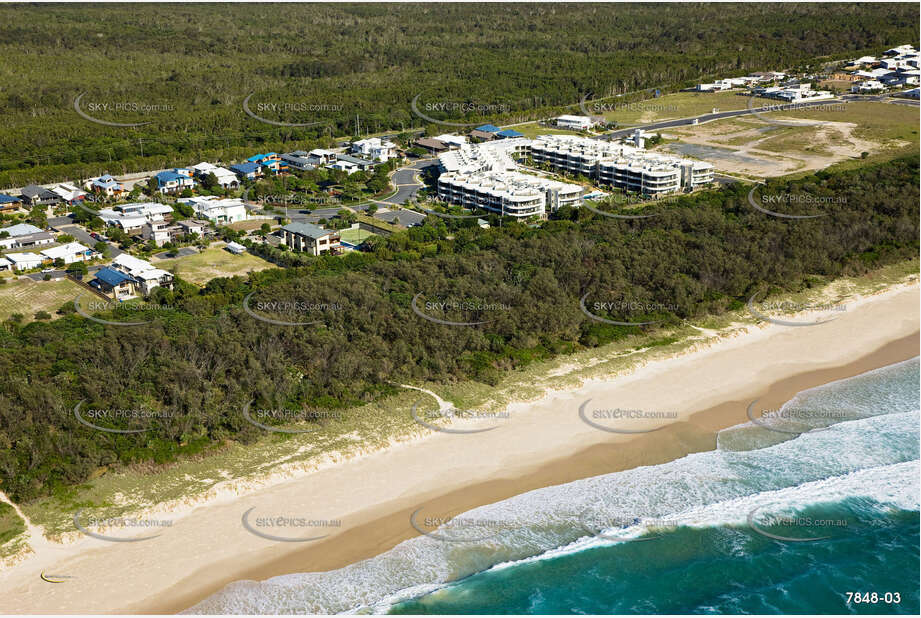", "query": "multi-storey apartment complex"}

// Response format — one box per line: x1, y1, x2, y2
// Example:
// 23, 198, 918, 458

436, 170, 583, 218
530, 135, 713, 195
